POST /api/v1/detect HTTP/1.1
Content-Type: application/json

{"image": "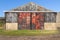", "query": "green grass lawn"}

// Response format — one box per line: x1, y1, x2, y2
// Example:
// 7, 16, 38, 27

0, 21, 60, 36
0, 21, 59, 36
0, 30, 59, 36
0, 21, 5, 29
